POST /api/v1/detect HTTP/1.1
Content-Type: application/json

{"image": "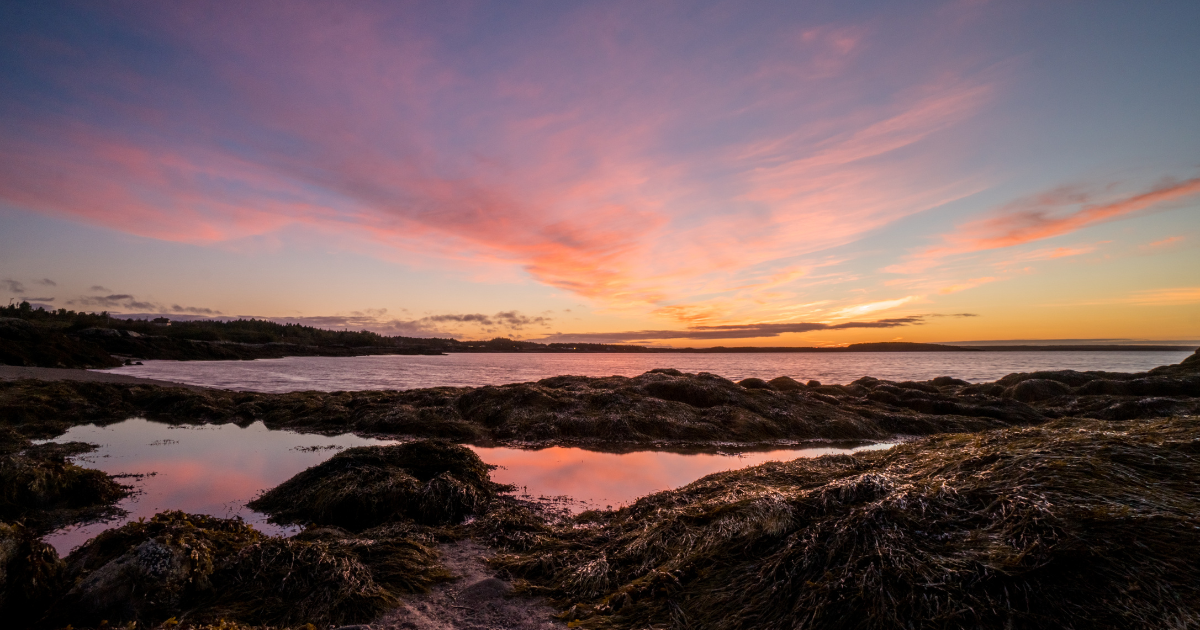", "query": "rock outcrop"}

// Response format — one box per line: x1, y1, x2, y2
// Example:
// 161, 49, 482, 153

3, 349, 1199, 449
